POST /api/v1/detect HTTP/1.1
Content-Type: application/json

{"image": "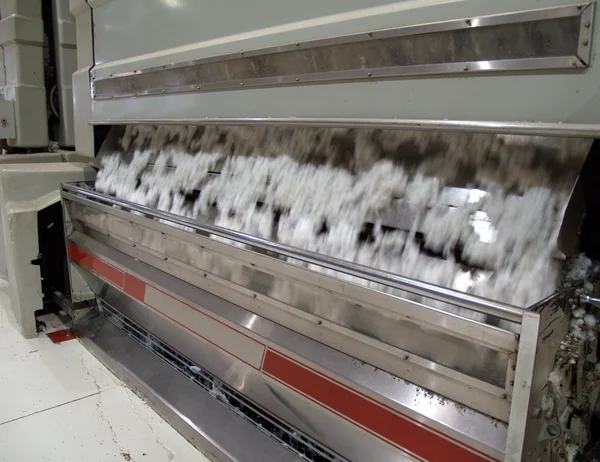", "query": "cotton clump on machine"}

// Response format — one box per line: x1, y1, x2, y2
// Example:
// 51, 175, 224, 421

52, 1, 600, 461
96, 128, 583, 319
